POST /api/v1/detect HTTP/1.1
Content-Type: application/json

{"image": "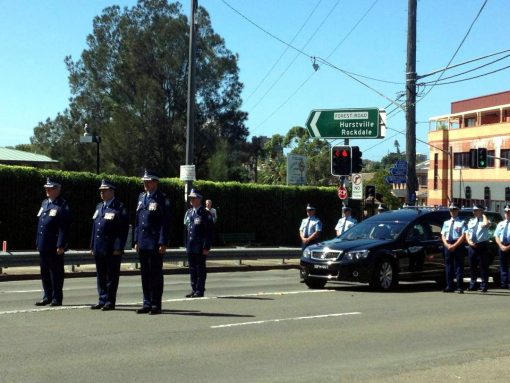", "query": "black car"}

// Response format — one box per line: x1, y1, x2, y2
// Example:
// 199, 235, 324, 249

300, 208, 502, 291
